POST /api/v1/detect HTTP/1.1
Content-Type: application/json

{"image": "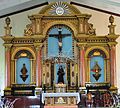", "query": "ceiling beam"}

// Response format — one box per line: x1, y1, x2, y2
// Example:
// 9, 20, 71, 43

71, 1, 120, 17
0, 0, 48, 19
